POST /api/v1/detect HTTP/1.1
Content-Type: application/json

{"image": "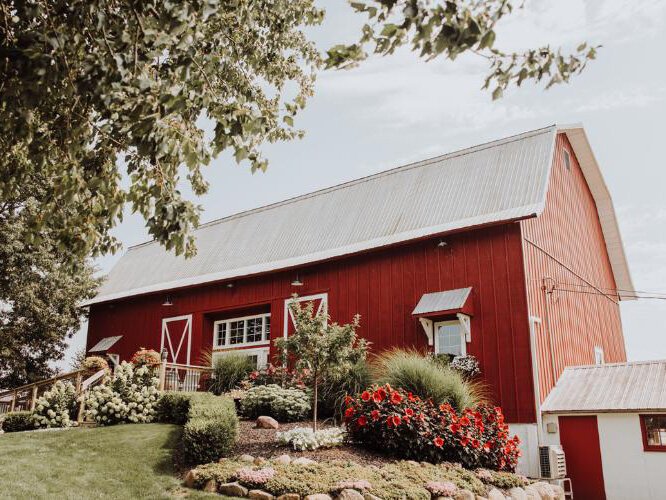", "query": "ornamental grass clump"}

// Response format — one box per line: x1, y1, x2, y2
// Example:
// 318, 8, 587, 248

344, 384, 521, 471
372, 349, 485, 411
33, 380, 77, 428
200, 351, 255, 395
